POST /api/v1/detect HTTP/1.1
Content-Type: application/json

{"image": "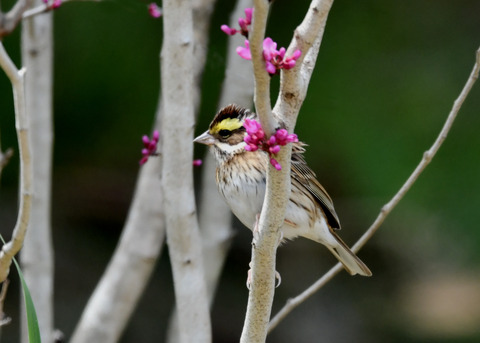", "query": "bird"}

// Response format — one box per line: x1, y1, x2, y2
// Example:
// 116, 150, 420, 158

194, 104, 372, 276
